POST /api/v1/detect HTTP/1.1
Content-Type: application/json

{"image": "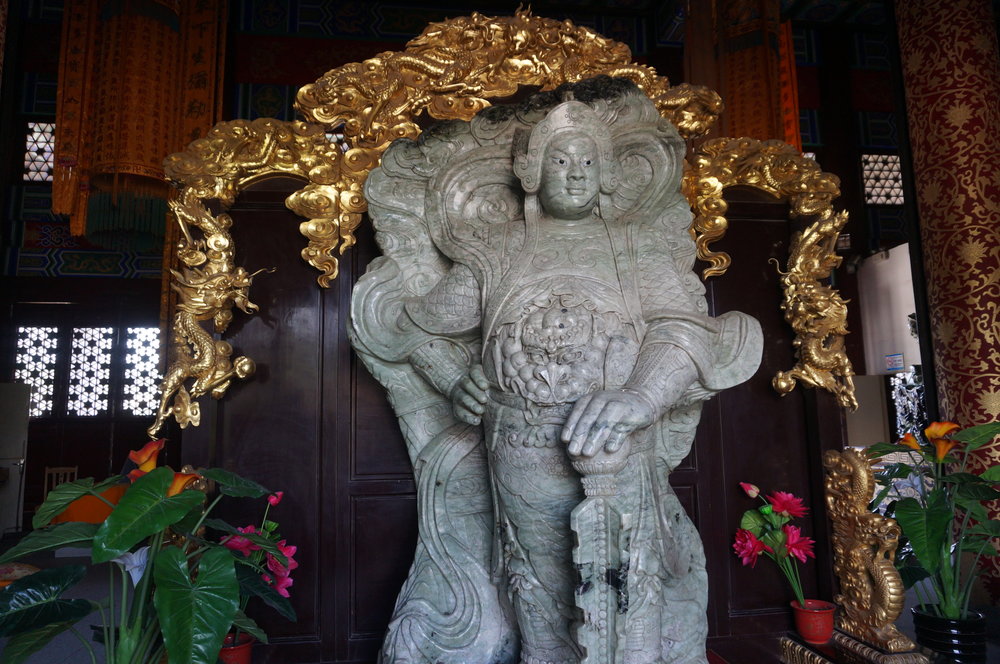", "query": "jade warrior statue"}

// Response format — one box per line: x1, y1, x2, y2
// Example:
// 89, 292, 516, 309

351, 77, 763, 664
